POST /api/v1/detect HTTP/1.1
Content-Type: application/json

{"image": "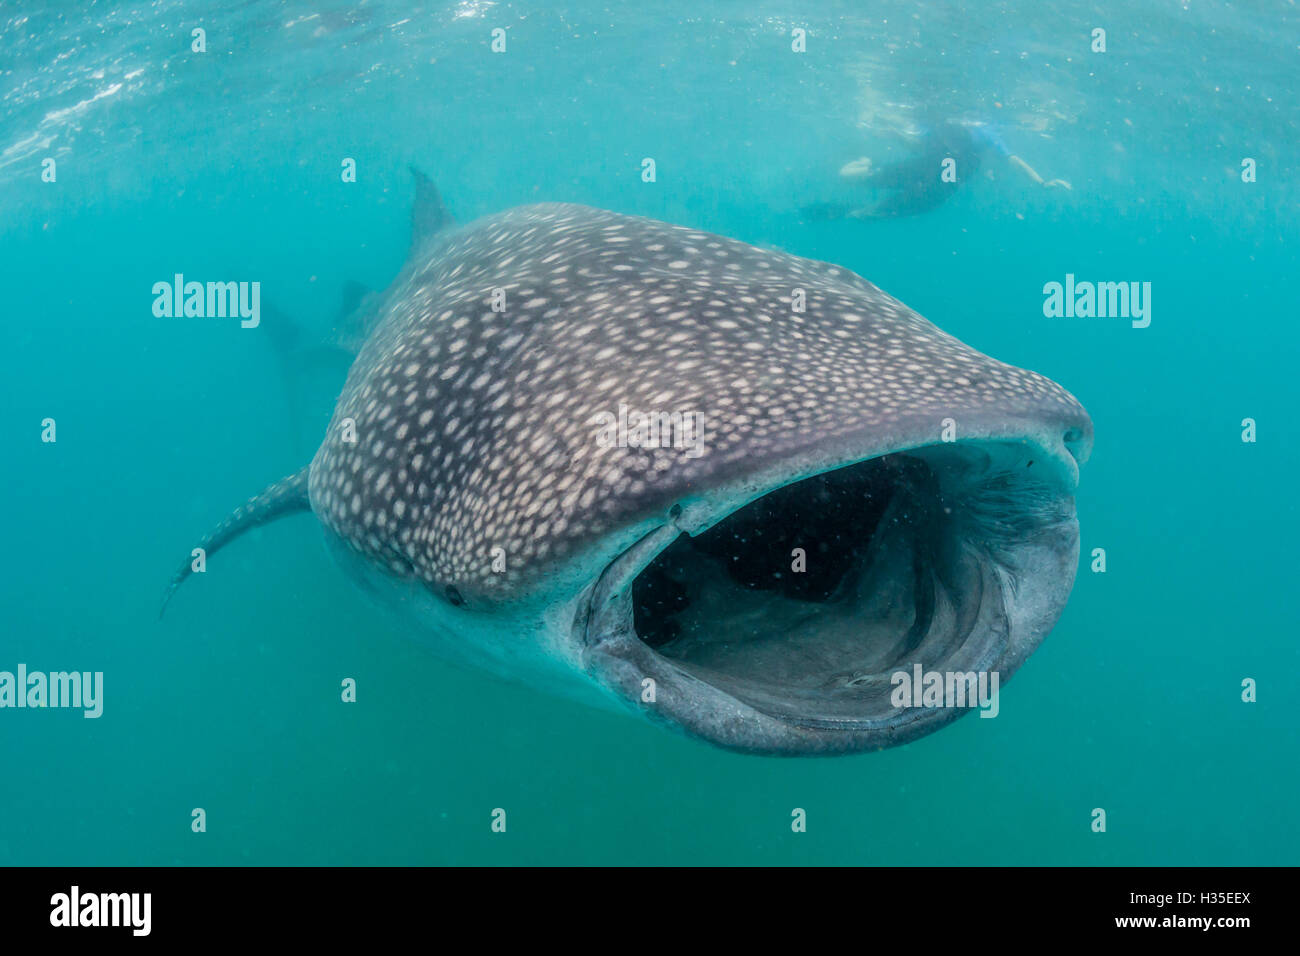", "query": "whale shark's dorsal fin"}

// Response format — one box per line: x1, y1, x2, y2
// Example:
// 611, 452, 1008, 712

160, 466, 313, 618
409, 165, 454, 253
